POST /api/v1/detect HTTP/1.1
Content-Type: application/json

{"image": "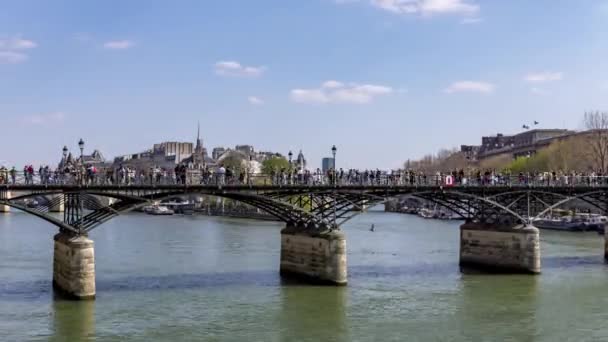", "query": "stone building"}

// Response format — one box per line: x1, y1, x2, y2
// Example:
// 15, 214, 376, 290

462, 128, 575, 161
